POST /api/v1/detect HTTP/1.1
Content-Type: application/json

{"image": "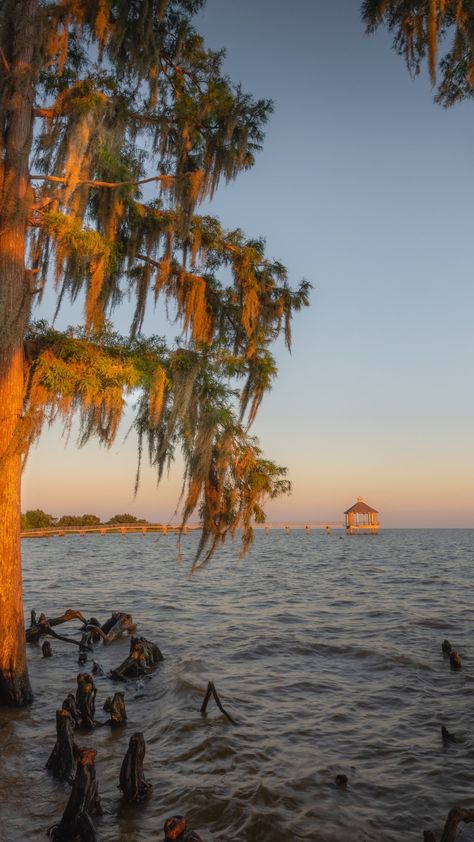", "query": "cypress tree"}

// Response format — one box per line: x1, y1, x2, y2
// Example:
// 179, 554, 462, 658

362, 1, 474, 106
0, 1, 310, 705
